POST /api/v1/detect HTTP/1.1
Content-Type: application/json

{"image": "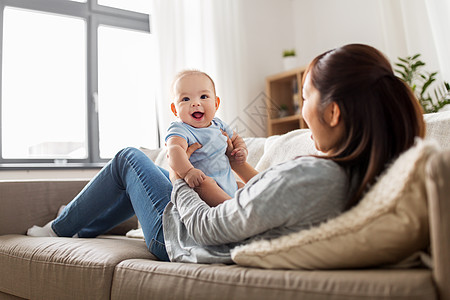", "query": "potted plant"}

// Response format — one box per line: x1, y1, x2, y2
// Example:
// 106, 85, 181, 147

282, 49, 297, 71
395, 54, 450, 113
278, 104, 289, 118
